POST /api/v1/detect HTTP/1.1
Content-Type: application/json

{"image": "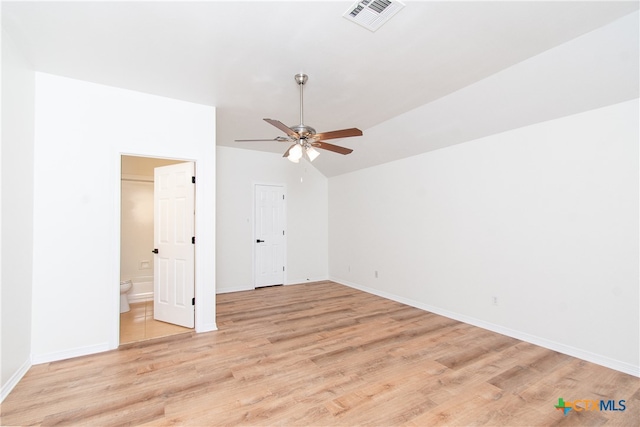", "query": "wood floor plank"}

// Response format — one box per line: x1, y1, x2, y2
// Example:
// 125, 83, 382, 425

2, 281, 638, 426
